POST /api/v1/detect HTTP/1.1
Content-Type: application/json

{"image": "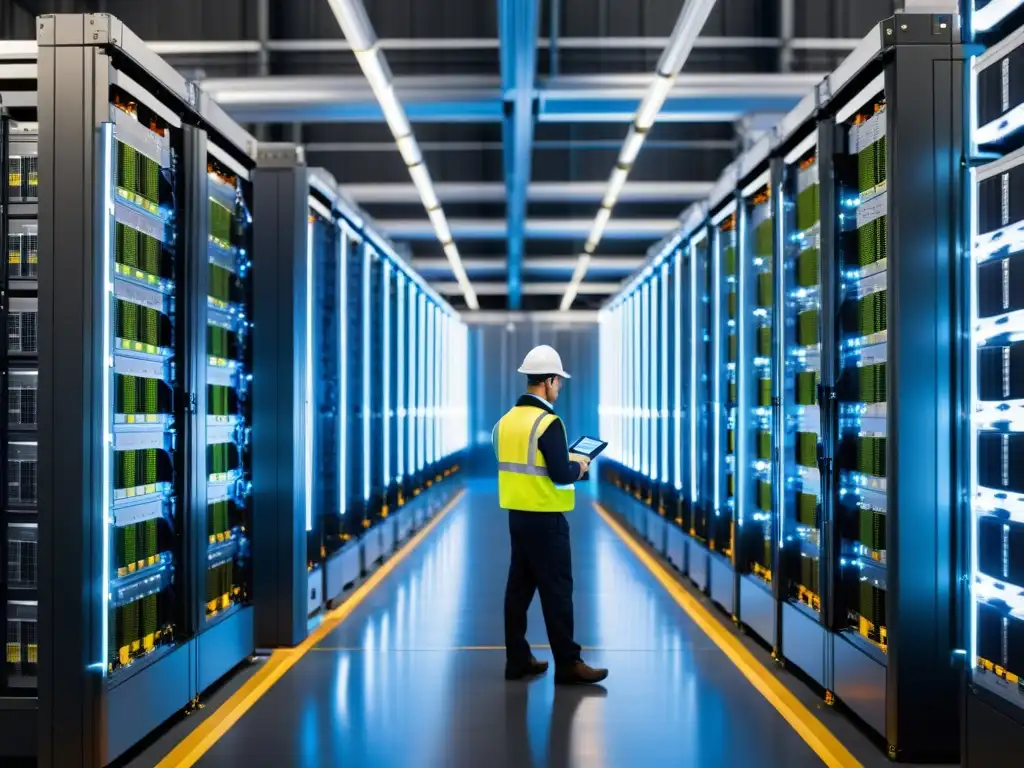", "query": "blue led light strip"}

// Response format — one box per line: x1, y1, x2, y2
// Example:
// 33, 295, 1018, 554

338, 230, 348, 514
408, 280, 417, 479
417, 294, 427, 472
305, 216, 315, 530
661, 262, 669, 484
690, 238, 700, 505
712, 230, 722, 518
99, 121, 115, 675
426, 304, 436, 468
383, 262, 392, 489
650, 277, 658, 481
362, 244, 371, 502
396, 272, 405, 483
674, 247, 683, 490
641, 283, 650, 478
